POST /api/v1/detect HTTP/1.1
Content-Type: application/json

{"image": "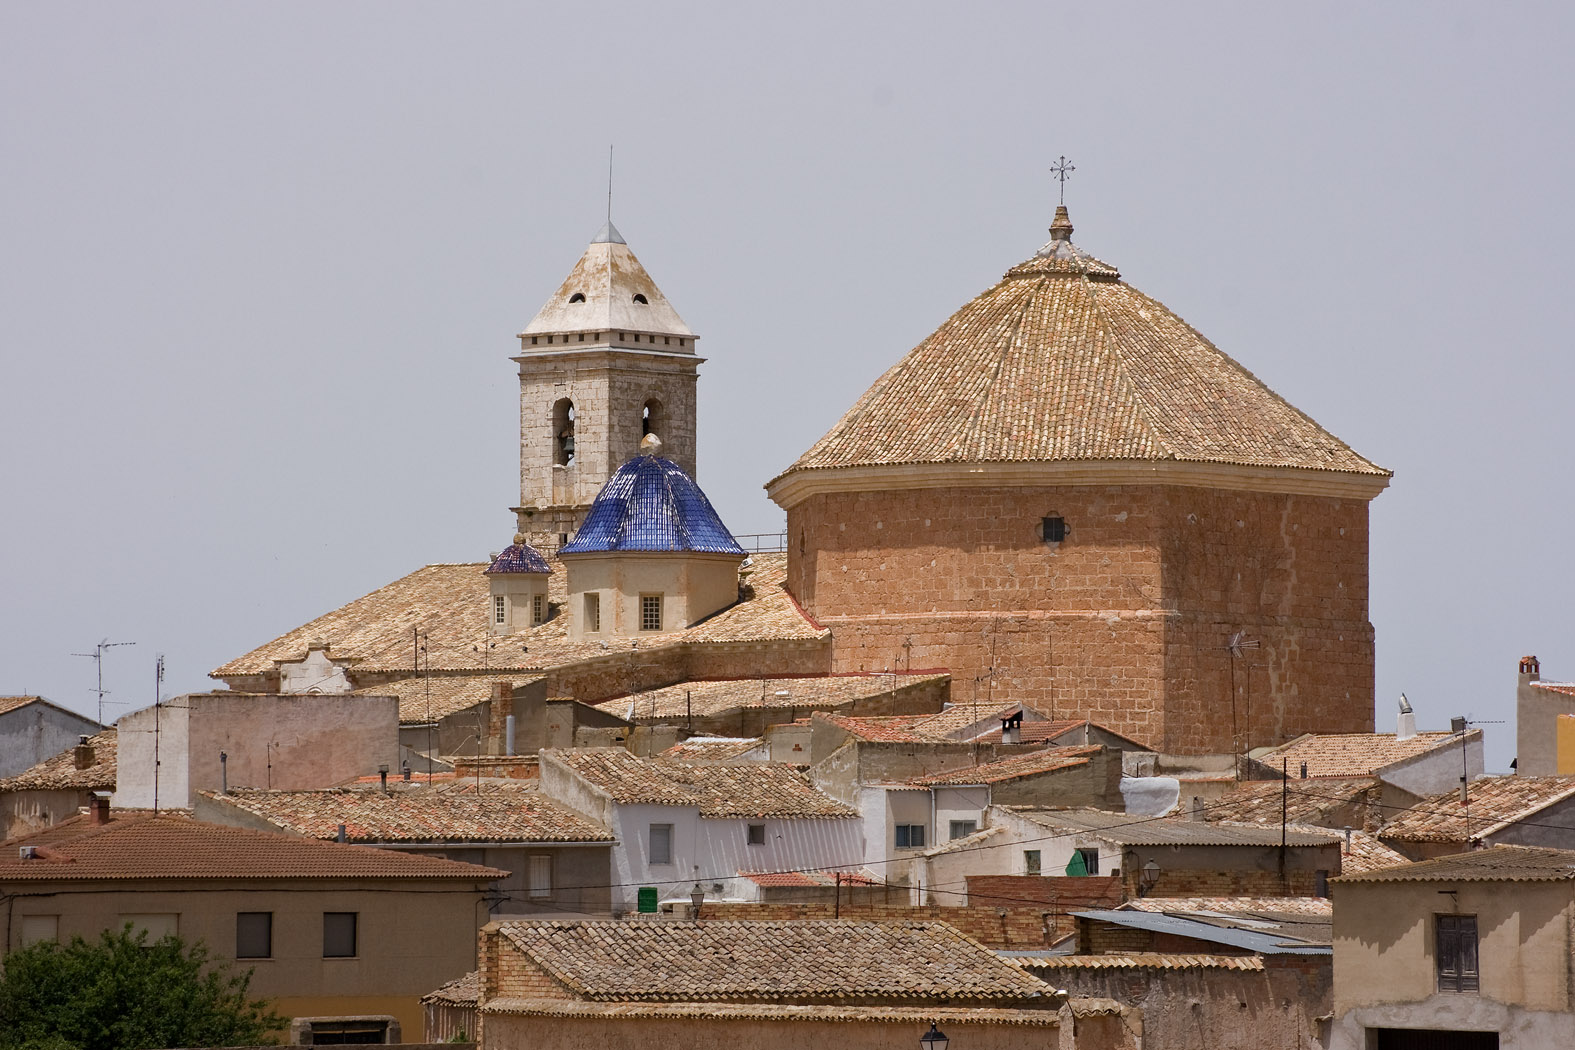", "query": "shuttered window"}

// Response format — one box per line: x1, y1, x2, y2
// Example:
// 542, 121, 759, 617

1436, 914, 1480, 993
